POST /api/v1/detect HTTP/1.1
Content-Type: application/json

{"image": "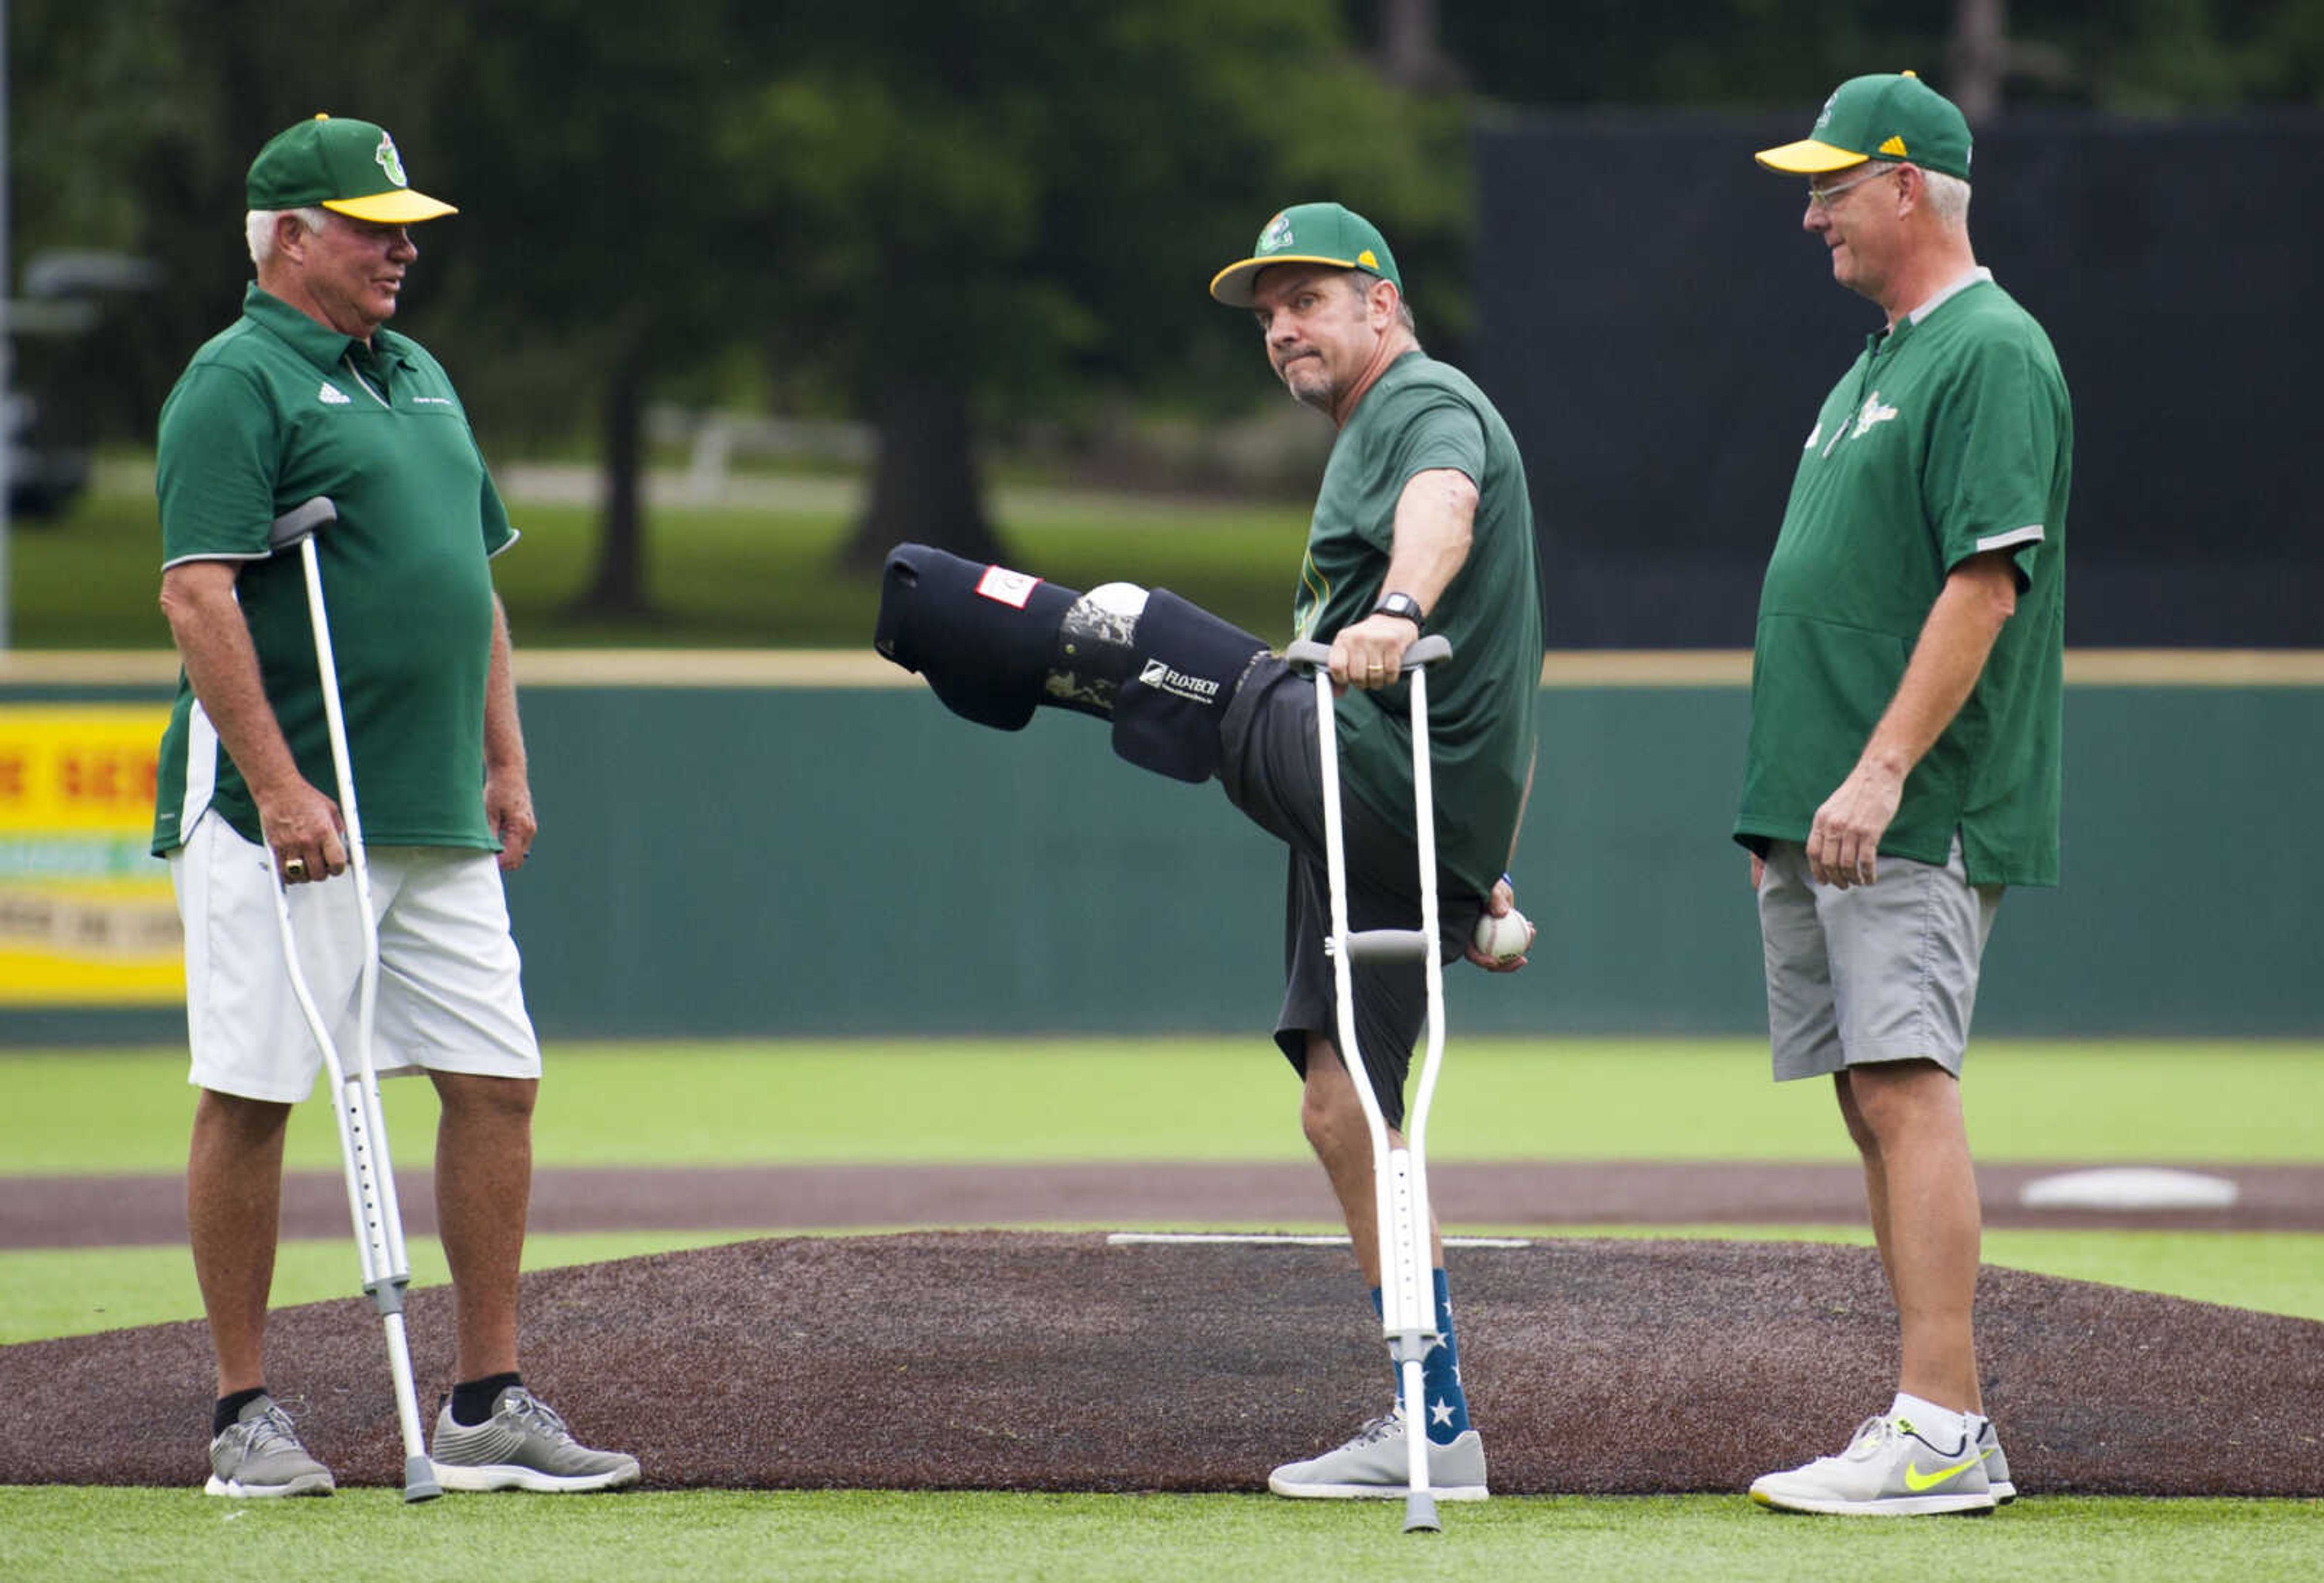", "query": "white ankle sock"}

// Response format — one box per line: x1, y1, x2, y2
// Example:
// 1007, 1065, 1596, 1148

1890, 1392, 1970, 1447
